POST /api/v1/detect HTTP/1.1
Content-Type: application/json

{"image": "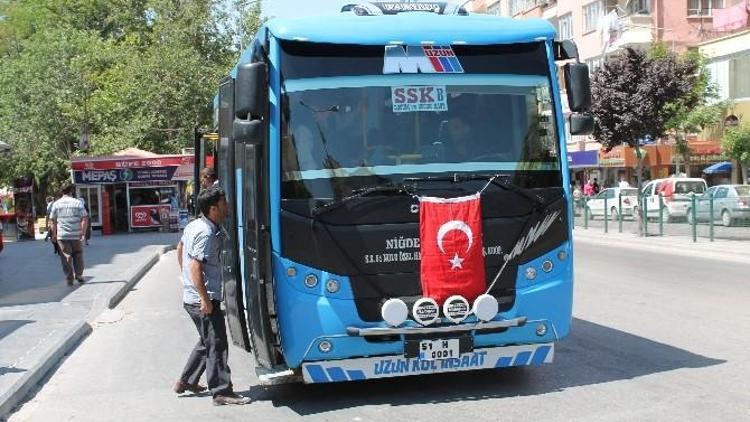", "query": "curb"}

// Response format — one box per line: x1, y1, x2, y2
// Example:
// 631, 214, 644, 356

0, 244, 176, 421
573, 232, 750, 263
107, 245, 176, 309
0, 321, 92, 421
